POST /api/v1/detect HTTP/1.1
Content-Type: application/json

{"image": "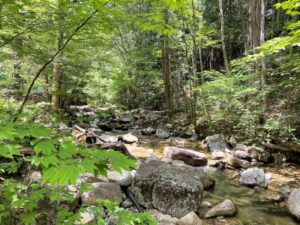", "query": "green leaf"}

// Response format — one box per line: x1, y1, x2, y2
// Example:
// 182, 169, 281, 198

34, 139, 57, 155
33, 155, 59, 167
0, 125, 16, 141
43, 165, 82, 186
29, 125, 52, 138
0, 144, 21, 159
58, 140, 77, 159
80, 158, 98, 173
21, 212, 37, 225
